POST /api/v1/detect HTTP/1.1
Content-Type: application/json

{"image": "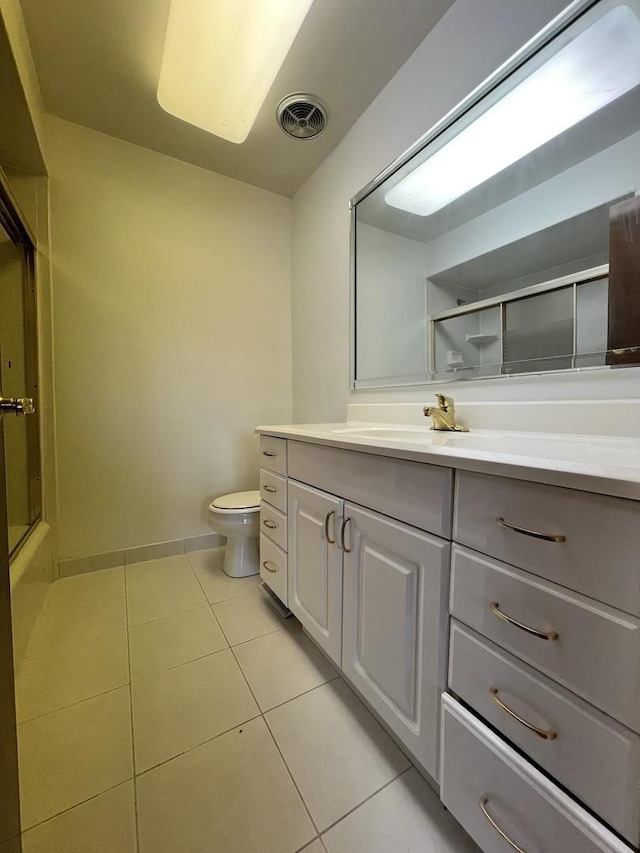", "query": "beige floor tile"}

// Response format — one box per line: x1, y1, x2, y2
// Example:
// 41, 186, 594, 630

0, 838, 21, 853
235, 623, 337, 711
126, 575, 205, 626
186, 546, 225, 575
212, 592, 285, 646
44, 567, 124, 608
126, 554, 193, 590
25, 593, 126, 657
21, 782, 137, 853
322, 768, 480, 853
130, 605, 227, 680
18, 687, 133, 829
16, 631, 129, 722
266, 680, 410, 831
131, 649, 259, 772
196, 563, 261, 604
136, 717, 315, 853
